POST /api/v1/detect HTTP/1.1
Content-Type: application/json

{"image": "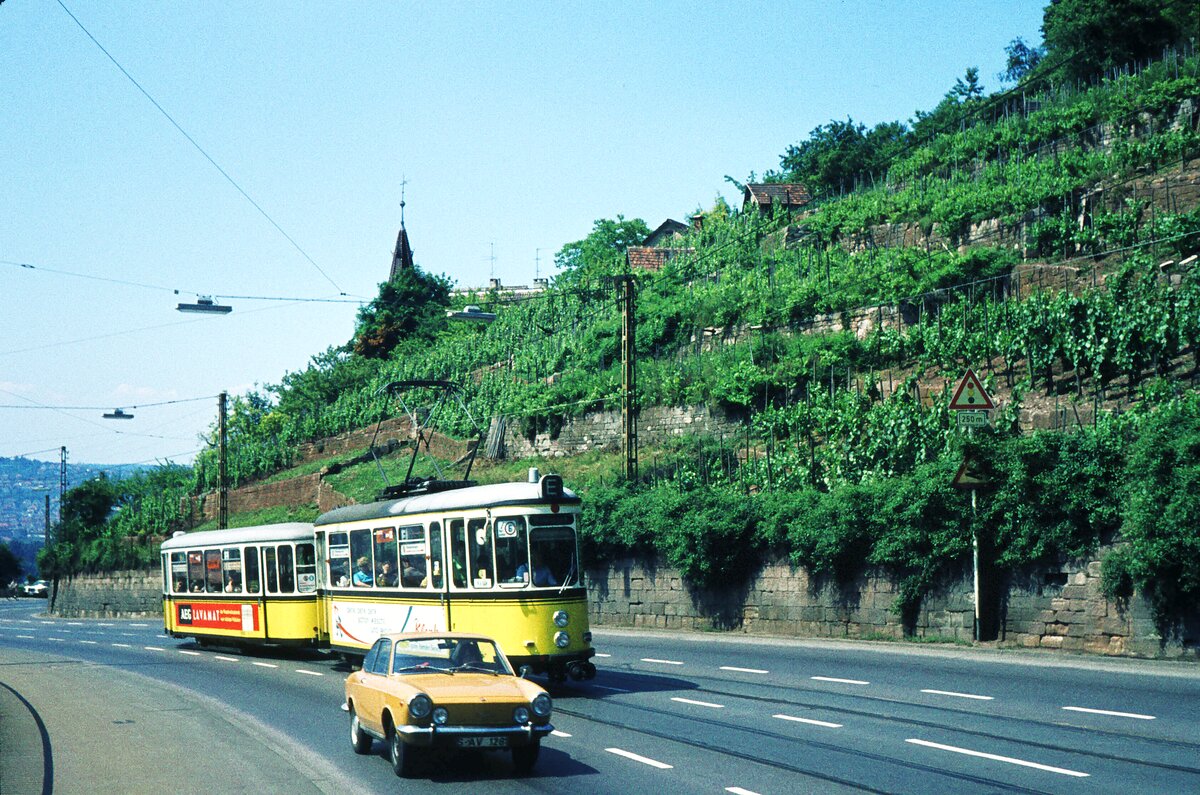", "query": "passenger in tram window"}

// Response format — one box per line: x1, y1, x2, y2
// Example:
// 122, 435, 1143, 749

224, 573, 241, 593
352, 556, 374, 587
401, 556, 426, 587
376, 561, 397, 587
174, 579, 187, 593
